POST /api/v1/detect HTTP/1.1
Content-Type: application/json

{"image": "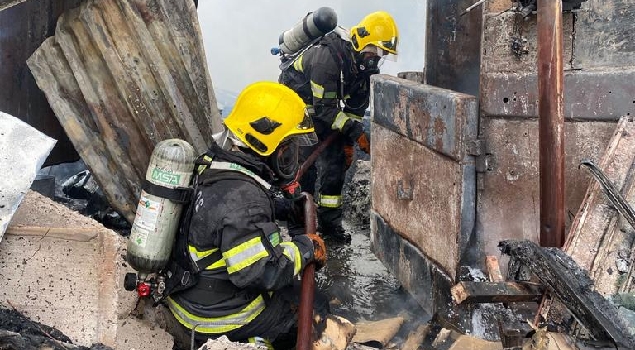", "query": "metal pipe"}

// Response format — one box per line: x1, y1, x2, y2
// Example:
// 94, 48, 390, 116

537, 0, 565, 247
297, 193, 317, 350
